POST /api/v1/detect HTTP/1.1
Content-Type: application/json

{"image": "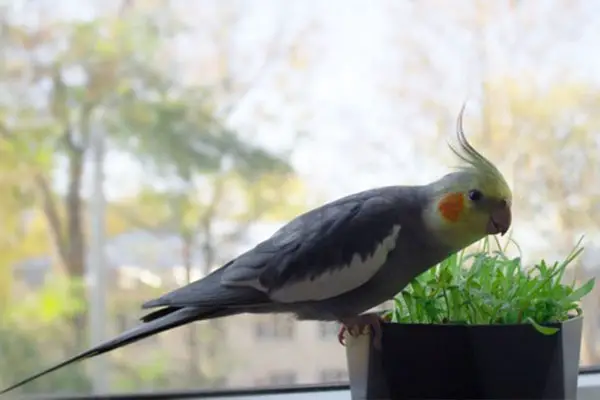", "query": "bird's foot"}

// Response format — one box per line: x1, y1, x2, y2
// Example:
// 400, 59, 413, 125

338, 312, 389, 350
